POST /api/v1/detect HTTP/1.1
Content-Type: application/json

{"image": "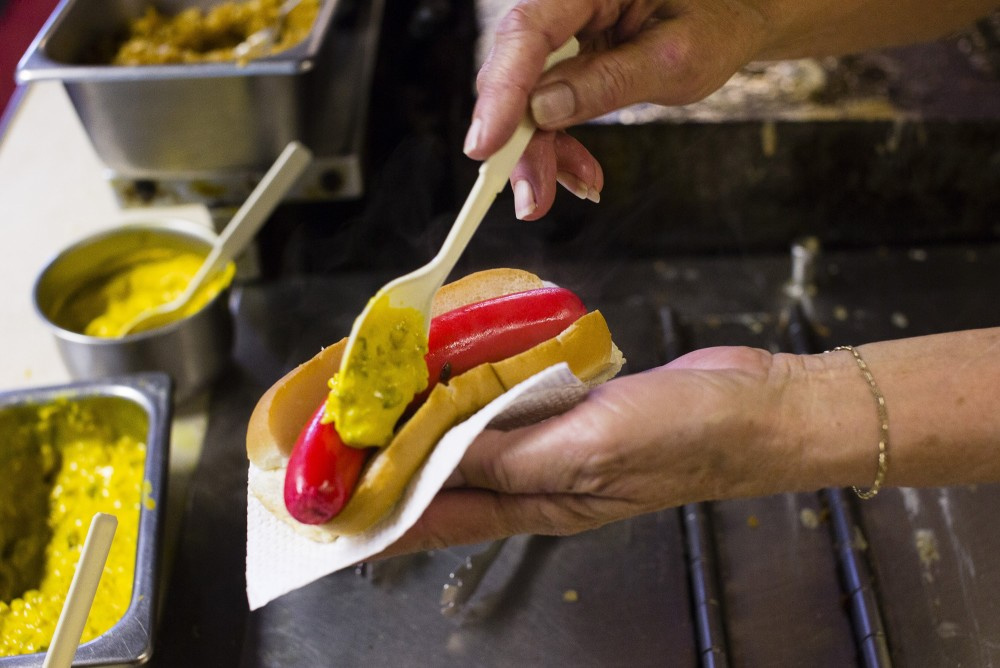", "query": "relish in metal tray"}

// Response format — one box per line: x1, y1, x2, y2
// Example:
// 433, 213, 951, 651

0, 398, 148, 657
112, 0, 320, 65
